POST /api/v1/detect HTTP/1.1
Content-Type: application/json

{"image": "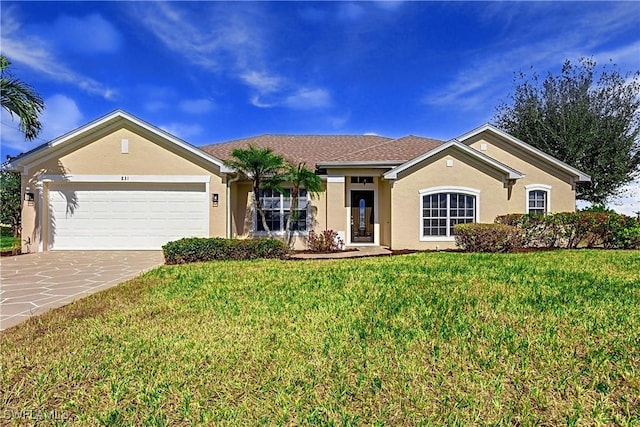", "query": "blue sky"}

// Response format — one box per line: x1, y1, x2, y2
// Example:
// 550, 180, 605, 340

2, 1, 638, 158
